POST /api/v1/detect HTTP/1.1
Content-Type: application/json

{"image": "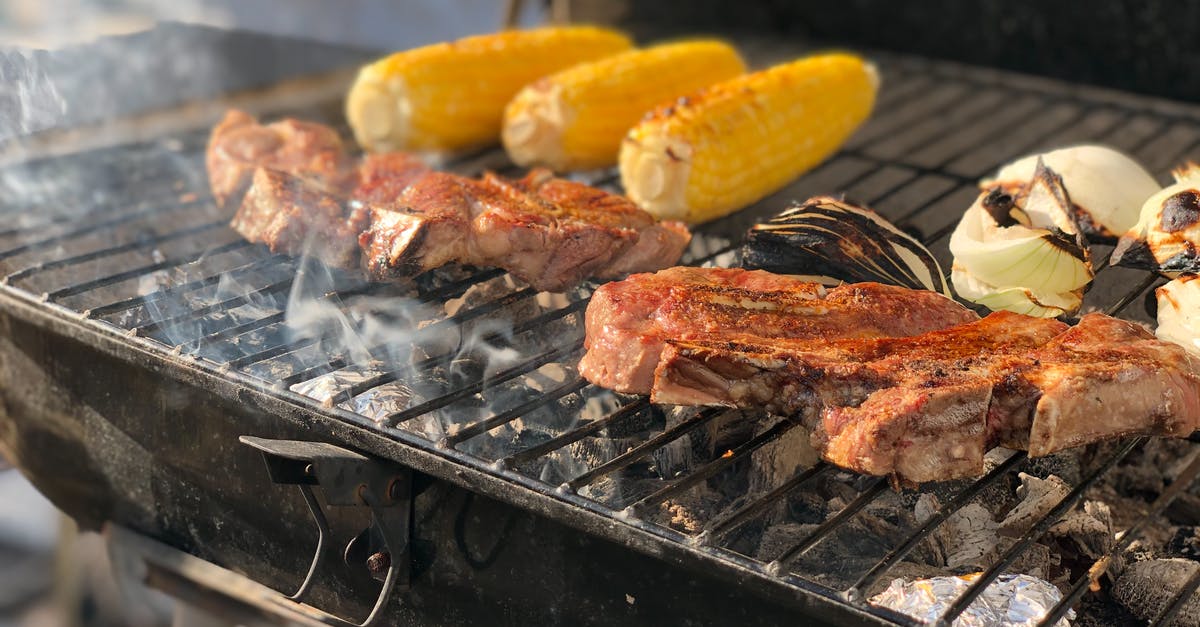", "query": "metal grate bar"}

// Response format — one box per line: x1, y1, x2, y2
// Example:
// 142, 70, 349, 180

699, 462, 833, 546
502, 397, 651, 468
1038, 451, 1200, 626
444, 377, 590, 448
0, 186, 193, 240
846, 450, 1028, 601
5, 218, 230, 283
565, 407, 728, 492
199, 311, 286, 346
384, 340, 583, 426
48, 240, 254, 301
848, 83, 974, 150
935, 437, 1145, 626
1104, 274, 1163, 316
0, 199, 206, 262
222, 268, 512, 372
310, 286, 552, 401
83, 253, 290, 318
225, 336, 317, 370
321, 293, 588, 403
771, 478, 890, 568
134, 278, 294, 336
625, 417, 805, 514
1150, 564, 1200, 627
